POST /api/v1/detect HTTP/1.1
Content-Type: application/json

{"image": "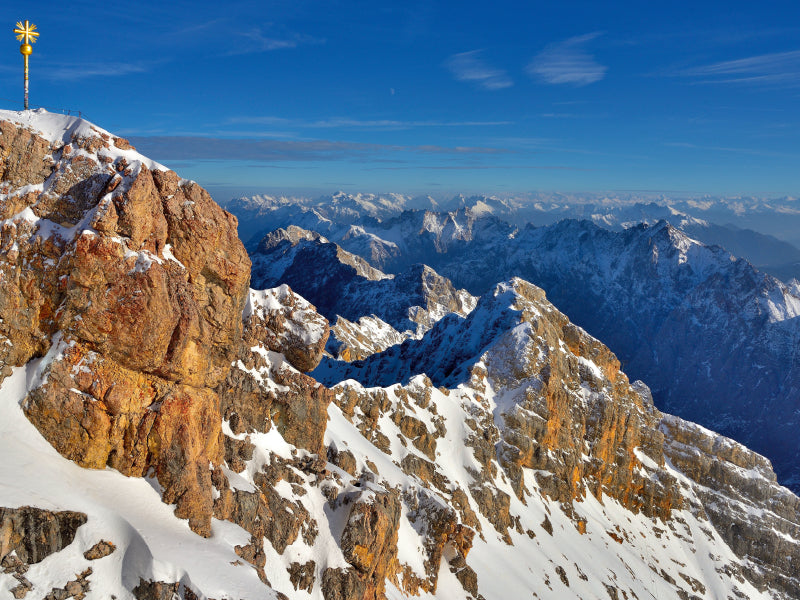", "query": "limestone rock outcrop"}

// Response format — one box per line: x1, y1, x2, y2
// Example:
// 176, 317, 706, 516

327, 315, 408, 362
242, 285, 329, 373
323, 278, 677, 522
337, 489, 401, 600
0, 111, 249, 536
218, 286, 332, 456
318, 278, 799, 598
0, 506, 88, 599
